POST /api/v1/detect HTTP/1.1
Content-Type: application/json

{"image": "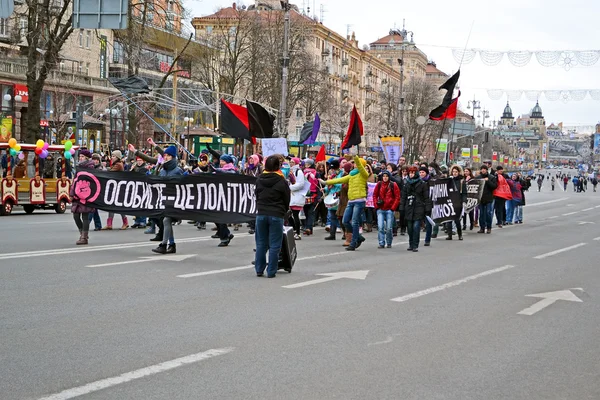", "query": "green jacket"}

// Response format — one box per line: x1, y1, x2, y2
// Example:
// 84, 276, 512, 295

325, 156, 369, 201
